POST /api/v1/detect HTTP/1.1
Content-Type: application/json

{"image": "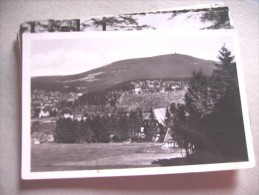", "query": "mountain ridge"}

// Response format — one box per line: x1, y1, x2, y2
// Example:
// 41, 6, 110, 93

32, 53, 217, 91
